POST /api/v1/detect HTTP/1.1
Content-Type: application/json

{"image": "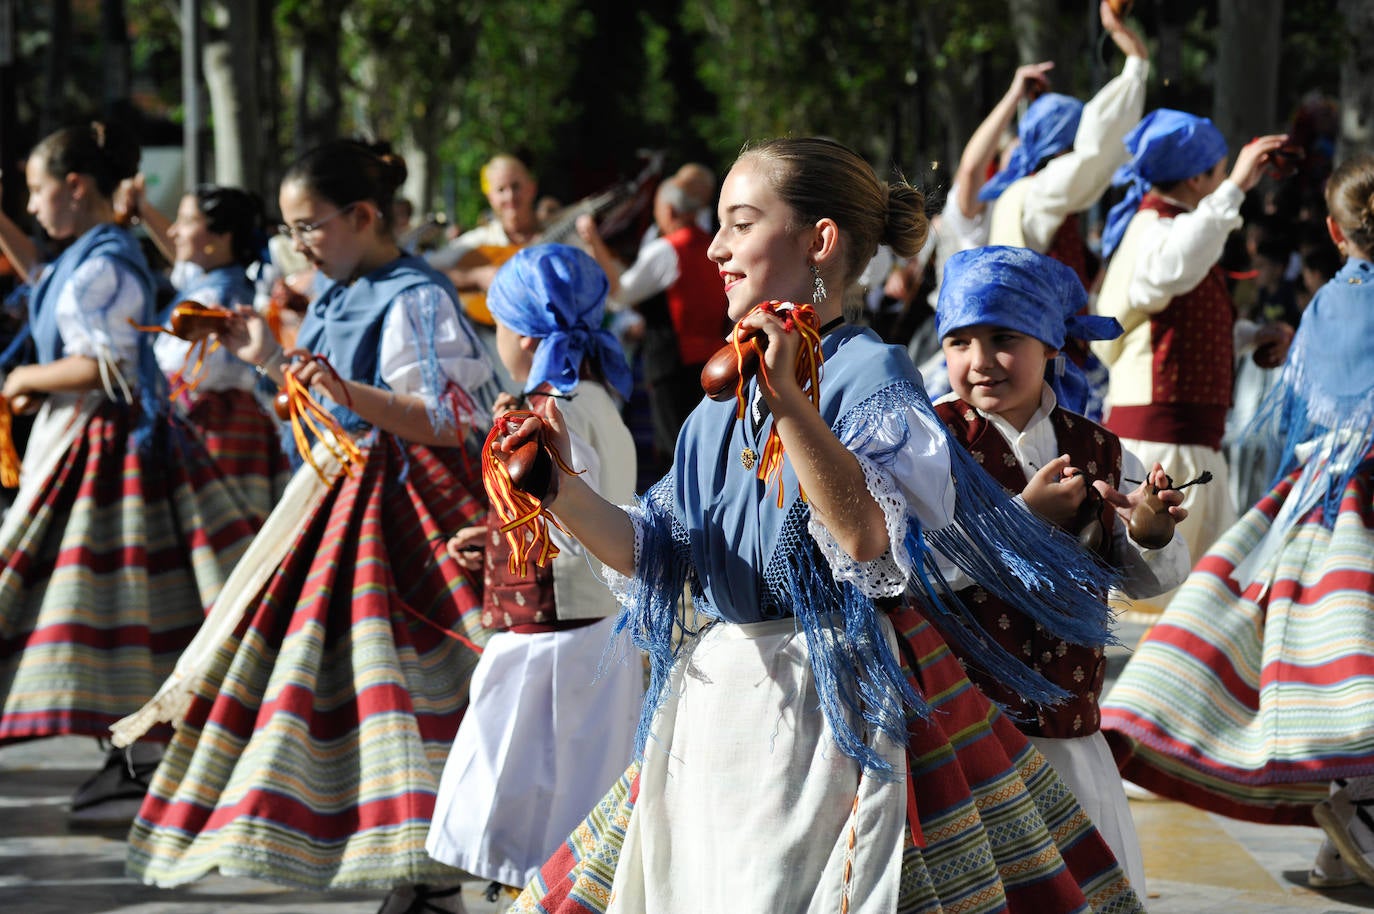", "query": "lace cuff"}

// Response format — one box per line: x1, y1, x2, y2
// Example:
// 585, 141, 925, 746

600, 502, 646, 607
808, 451, 912, 598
